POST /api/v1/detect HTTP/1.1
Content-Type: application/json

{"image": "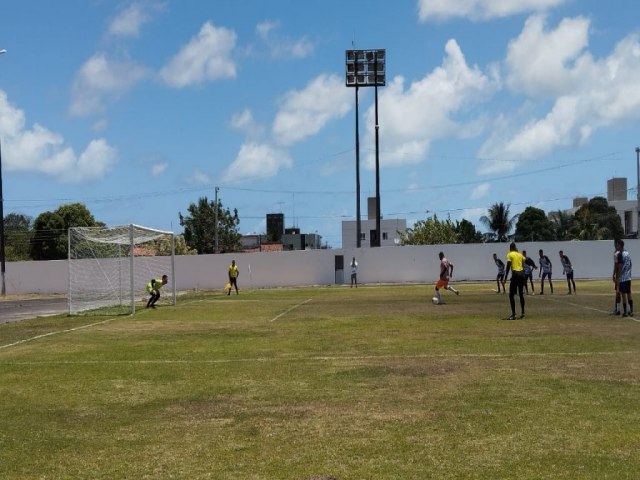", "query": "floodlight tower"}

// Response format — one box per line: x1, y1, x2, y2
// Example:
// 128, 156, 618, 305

346, 48, 386, 247
0, 48, 6, 295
